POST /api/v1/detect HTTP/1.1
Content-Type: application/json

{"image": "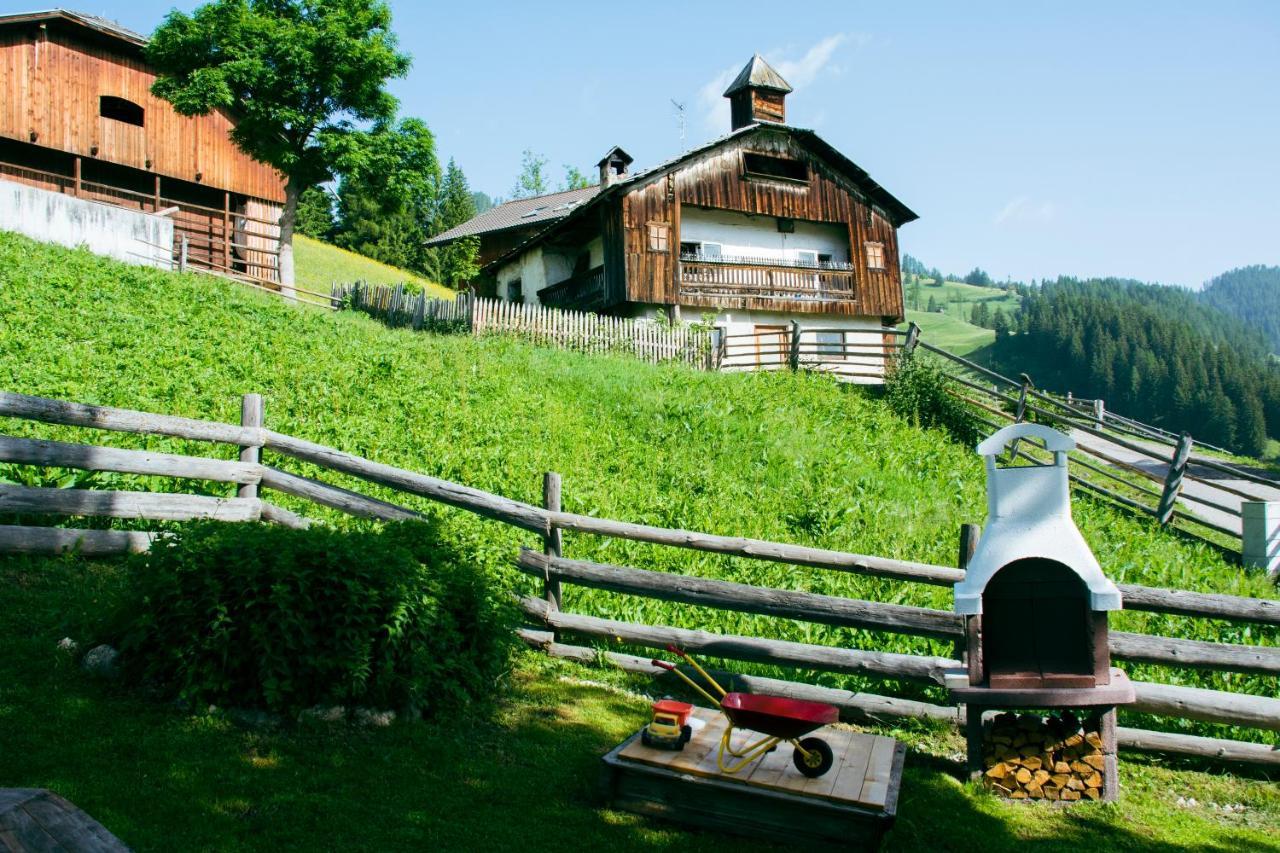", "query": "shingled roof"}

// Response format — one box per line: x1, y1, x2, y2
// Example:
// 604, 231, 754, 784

424, 185, 601, 246
0, 9, 147, 47
723, 54, 793, 96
